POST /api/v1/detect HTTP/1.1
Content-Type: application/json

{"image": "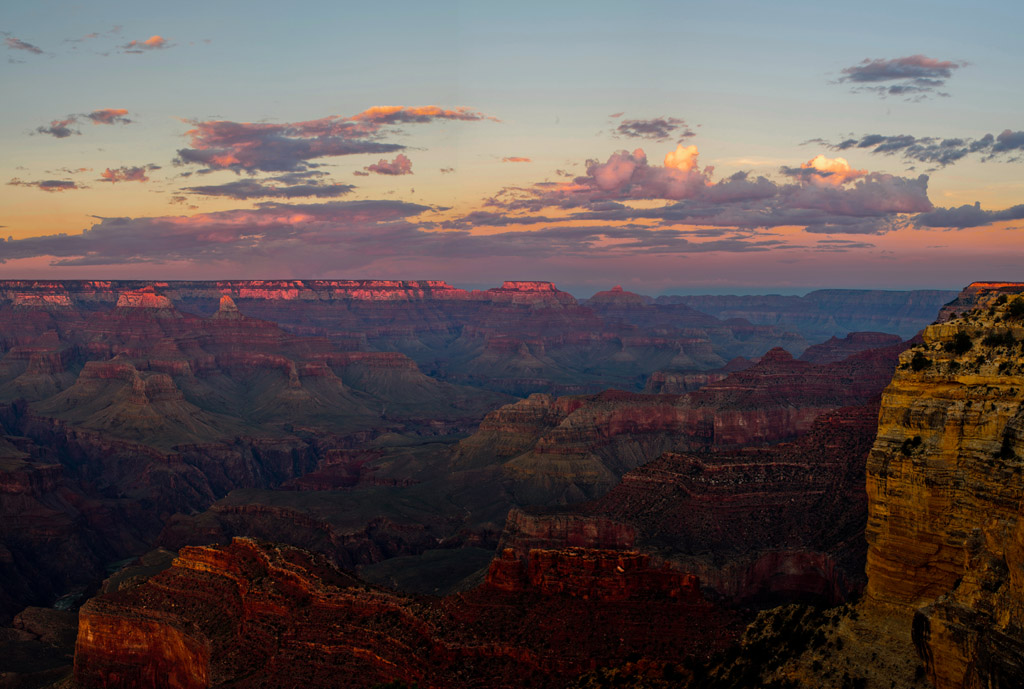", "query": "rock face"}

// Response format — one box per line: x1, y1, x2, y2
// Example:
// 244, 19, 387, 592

454, 342, 904, 503
0, 287, 507, 621
74, 538, 741, 689
0, 280, 928, 396
864, 285, 1024, 688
